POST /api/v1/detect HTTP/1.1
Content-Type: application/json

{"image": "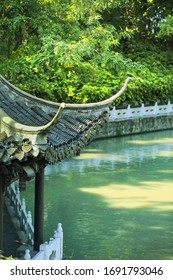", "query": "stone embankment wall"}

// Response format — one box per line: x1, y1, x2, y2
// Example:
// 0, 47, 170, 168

97, 115, 173, 139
